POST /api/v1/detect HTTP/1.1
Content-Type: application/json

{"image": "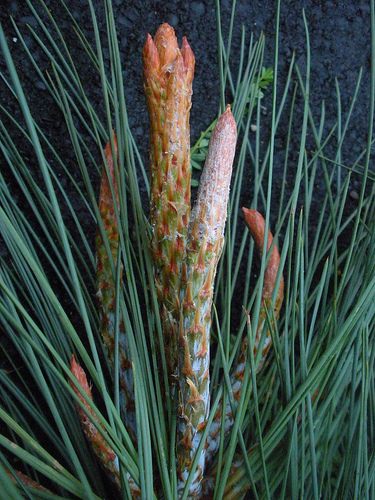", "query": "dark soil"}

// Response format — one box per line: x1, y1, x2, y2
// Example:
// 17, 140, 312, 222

1, 0, 372, 190
0, 0, 373, 497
